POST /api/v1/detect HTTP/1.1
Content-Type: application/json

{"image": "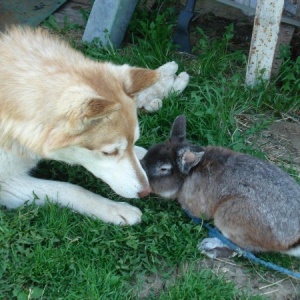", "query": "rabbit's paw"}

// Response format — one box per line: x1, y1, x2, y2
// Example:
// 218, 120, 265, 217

198, 237, 235, 259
